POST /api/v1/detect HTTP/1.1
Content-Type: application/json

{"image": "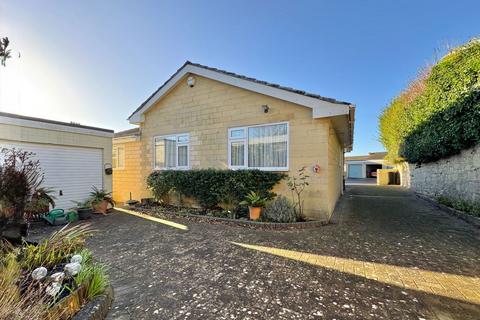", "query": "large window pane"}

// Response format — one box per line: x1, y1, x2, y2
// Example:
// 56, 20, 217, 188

230, 141, 245, 166
248, 124, 287, 168
155, 136, 176, 168
178, 145, 188, 167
